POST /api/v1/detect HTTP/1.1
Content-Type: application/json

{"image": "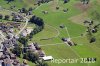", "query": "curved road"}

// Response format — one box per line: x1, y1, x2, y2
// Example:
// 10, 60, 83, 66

0, 30, 6, 41
2, 8, 29, 37
15, 17, 29, 36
